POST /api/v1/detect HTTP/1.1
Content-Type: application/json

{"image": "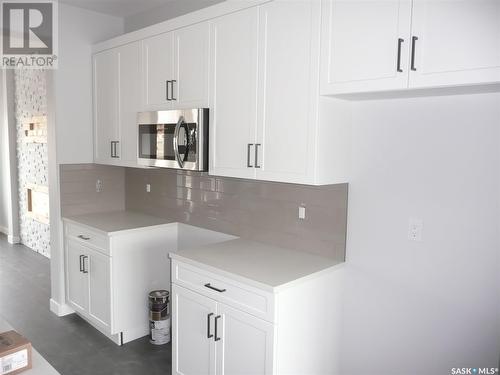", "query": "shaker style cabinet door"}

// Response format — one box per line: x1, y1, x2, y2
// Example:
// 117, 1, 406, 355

143, 32, 174, 109
117, 42, 141, 166
87, 248, 111, 329
172, 285, 217, 375
409, 0, 500, 88
216, 303, 274, 375
173, 22, 210, 108
209, 7, 259, 179
255, 0, 320, 183
66, 240, 89, 313
320, 0, 412, 94
93, 49, 119, 164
